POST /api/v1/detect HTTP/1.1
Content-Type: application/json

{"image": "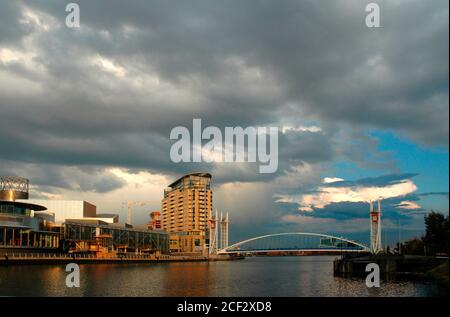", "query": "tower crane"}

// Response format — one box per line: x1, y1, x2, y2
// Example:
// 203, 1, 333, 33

123, 200, 159, 225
